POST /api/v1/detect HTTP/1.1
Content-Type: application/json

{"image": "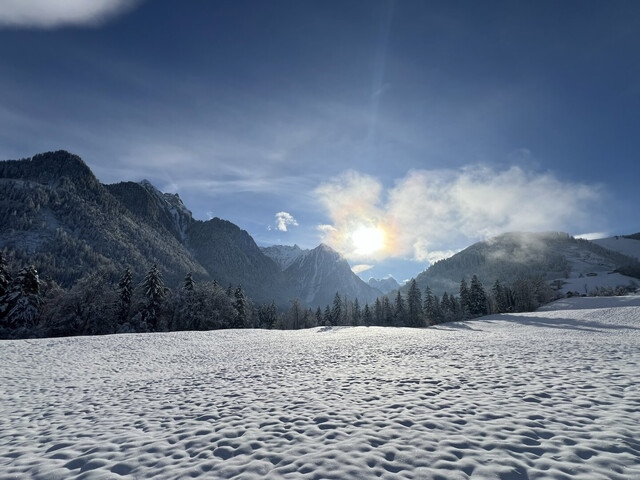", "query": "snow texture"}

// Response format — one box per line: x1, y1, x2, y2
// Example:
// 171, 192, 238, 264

1, 296, 640, 479
552, 241, 639, 294
592, 236, 640, 262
